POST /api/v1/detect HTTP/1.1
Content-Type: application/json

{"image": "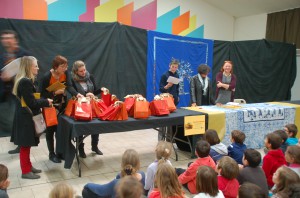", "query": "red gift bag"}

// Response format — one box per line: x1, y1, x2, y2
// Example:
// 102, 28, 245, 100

65, 98, 76, 117
106, 105, 121, 121
115, 103, 128, 121
91, 99, 102, 118
150, 100, 170, 116
74, 100, 92, 121
162, 97, 176, 112
98, 105, 118, 120
101, 92, 112, 107
134, 100, 150, 119
97, 99, 108, 112
43, 106, 58, 127
124, 97, 135, 112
